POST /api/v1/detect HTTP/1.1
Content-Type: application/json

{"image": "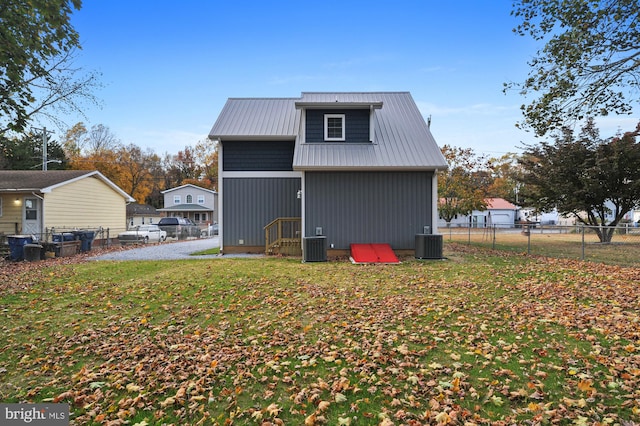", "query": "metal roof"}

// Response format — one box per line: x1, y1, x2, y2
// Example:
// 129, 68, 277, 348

209, 97, 300, 140
209, 92, 448, 171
